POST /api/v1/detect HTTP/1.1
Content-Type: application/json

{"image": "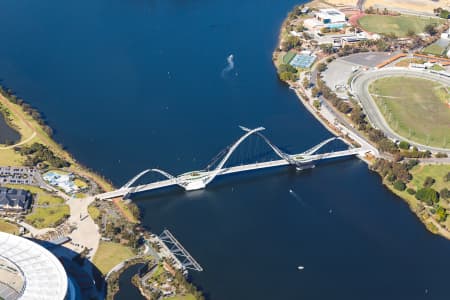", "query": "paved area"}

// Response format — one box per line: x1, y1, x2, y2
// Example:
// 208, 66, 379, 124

0, 166, 38, 185
322, 59, 357, 98
341, 52, 392, 68
351, 67, 450, 154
